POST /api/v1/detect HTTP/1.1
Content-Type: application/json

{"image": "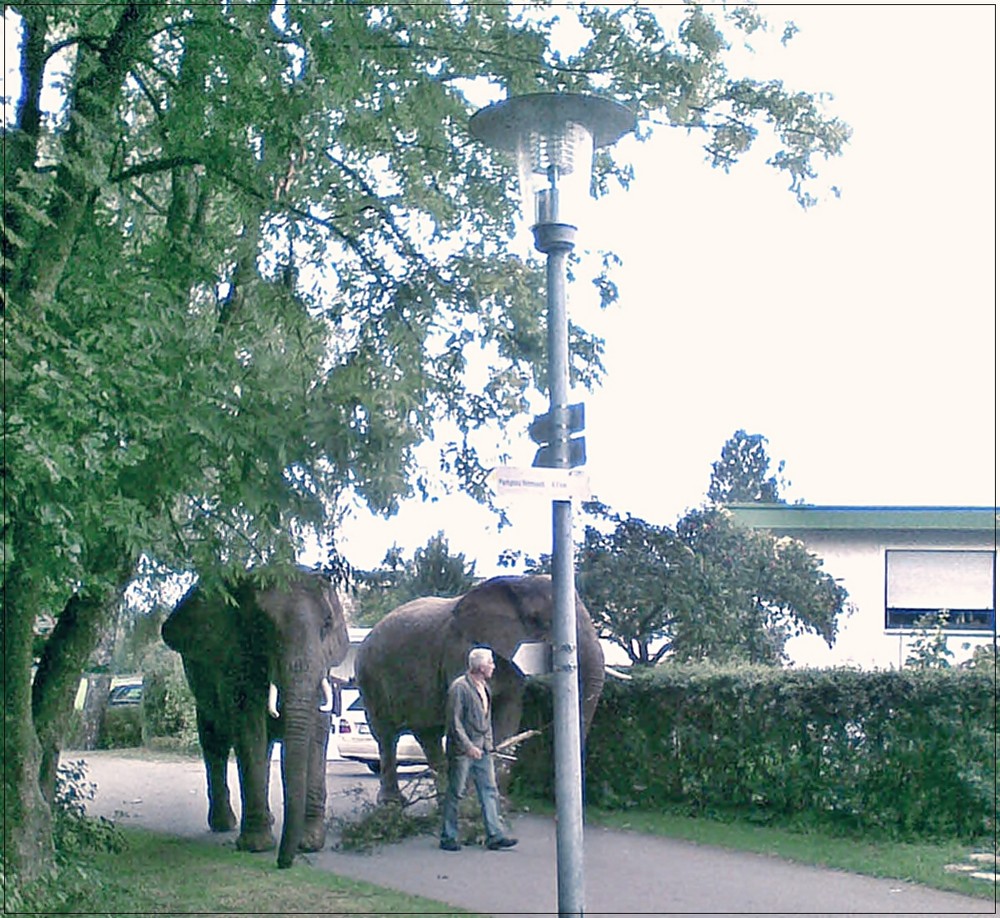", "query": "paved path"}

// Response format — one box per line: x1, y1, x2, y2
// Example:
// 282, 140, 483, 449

77, 751, 994, 917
